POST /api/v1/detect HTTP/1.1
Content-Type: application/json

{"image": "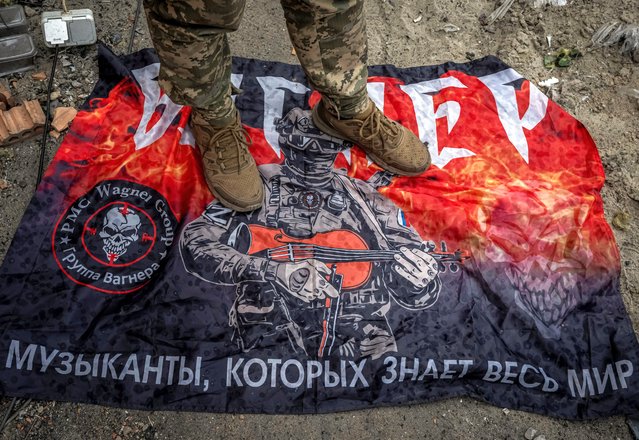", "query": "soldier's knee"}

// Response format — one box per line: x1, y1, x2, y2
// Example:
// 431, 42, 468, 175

202, 0, 246, 31
283, 0, 362, 16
